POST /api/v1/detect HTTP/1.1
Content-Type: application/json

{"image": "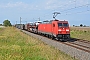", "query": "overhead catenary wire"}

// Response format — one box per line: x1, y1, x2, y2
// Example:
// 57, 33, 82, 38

32, 0, 90, 20
60, 4, 90, 12
62, 9, 90, 15
28, 0, 90, 20
51, 0, 89, 15
60, 9, 90, 16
